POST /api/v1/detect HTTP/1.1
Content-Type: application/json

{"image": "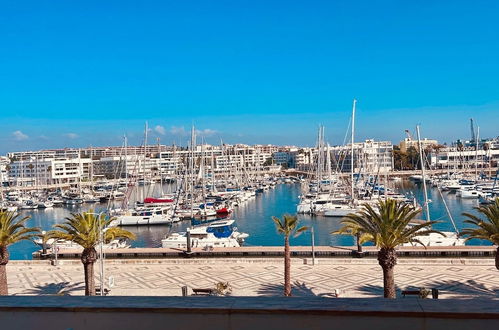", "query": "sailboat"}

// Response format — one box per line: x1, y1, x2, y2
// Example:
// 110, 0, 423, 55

111, 124, 178, 226
404, 125, 465, 247
323, 99, 360, 217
